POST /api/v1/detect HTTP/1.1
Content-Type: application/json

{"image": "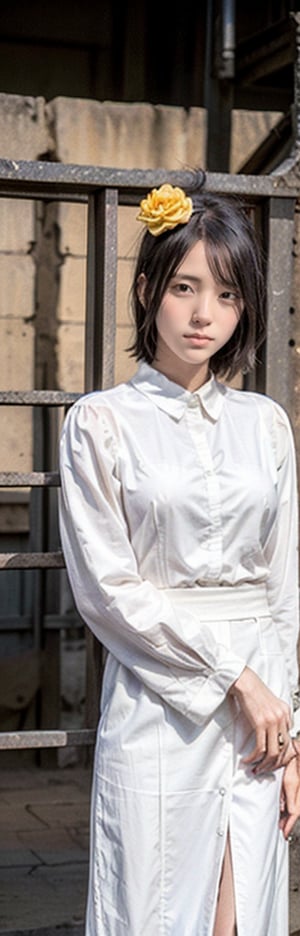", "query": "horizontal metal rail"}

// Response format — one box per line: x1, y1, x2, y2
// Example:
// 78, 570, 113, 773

0, 551, 65, 569
0, 158, 297, 199
0, 471, 60, 486
0, 729, 96, 749
0, 390, 80, 405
